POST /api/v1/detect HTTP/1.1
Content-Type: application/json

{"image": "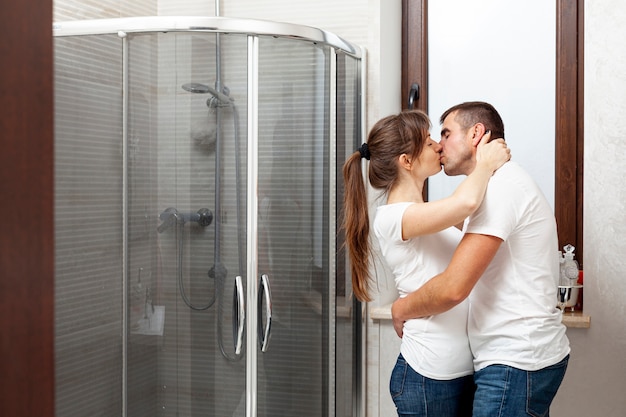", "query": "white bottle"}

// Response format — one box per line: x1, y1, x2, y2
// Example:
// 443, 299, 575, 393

558, 251, 566, 286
